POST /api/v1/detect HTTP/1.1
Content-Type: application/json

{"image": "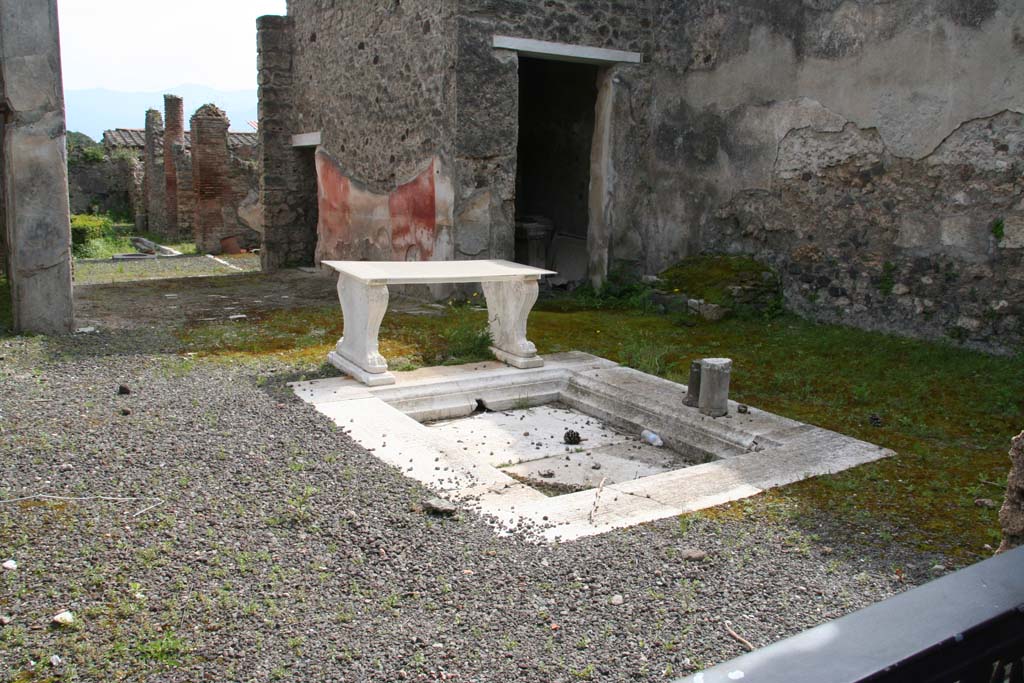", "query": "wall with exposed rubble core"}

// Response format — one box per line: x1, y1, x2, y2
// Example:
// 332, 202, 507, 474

264, 0, 1023, 352
648, 0, 1024, 353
